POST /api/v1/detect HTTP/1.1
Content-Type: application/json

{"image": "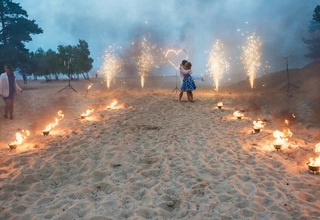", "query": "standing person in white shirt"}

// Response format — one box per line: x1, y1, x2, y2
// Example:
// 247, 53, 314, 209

0, 64, 23, 119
